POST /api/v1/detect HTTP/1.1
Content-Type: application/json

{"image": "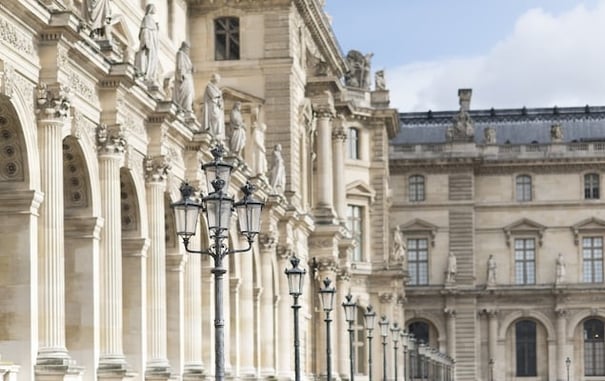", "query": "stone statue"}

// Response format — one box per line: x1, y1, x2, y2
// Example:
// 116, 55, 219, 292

551, 123, 563, 143
135, 4, 159, 83
556, 253, 566, 284
344, 50, 373, 89
251, 106, 268, 176
173, 41, 194, 114
484, 127, 496, 144
375, 70, 386, 90
487, 254, 497, 286
447, 89, 474, 141
390, 226, 405, 263
203, 73, 225, 141
446, 251, 457, 284
269, 144, 286, 194
86, 0, 112, 39
229, 101, 246, 156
